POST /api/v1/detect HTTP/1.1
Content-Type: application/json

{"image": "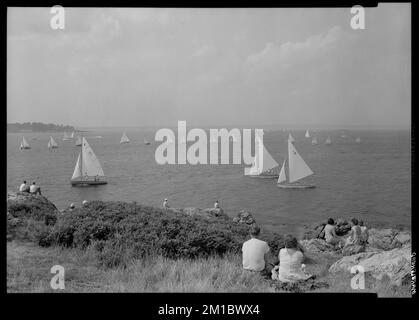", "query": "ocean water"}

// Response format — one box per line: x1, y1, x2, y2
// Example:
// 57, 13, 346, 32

7, 129, 411, 232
